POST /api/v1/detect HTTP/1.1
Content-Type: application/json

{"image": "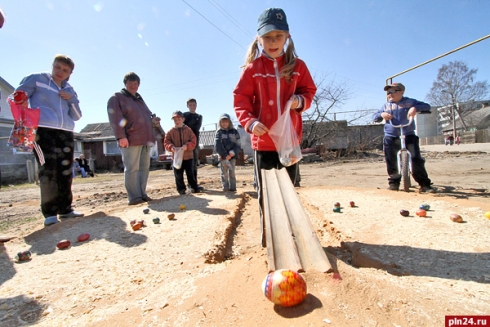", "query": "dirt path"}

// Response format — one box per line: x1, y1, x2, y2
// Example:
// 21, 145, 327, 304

0, 147, 489, 326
